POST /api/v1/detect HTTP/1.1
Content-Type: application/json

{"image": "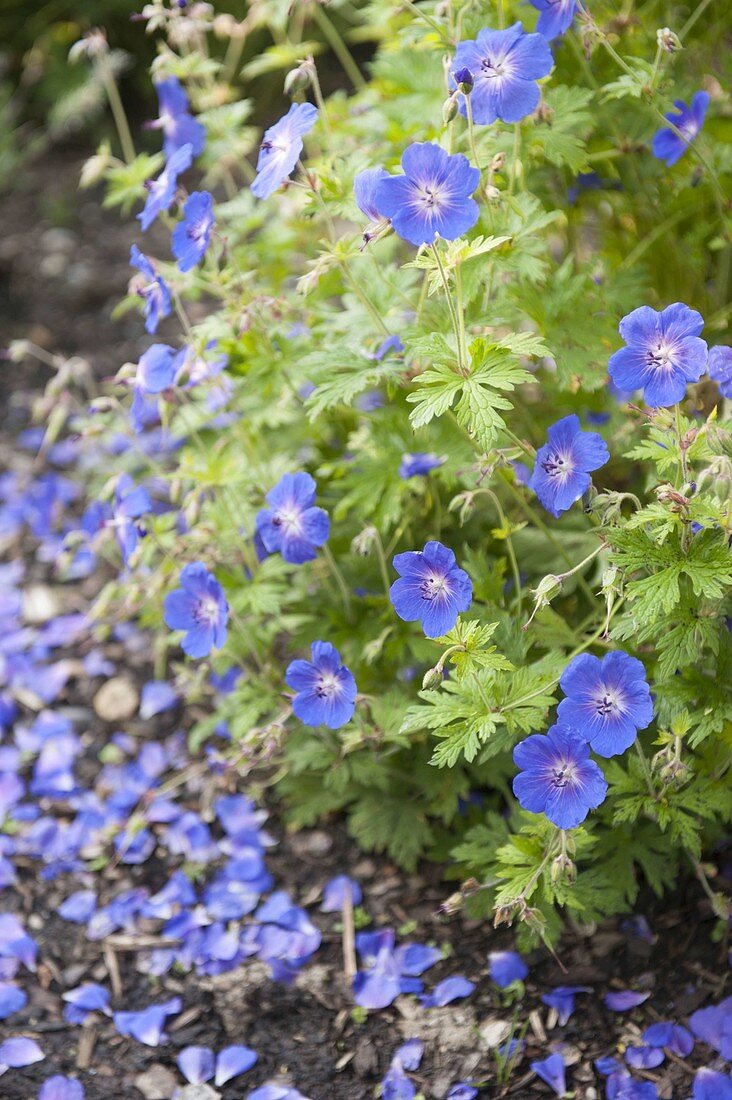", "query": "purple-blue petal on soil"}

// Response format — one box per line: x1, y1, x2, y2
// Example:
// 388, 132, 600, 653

420, 975, 475, 1007
530, 1051, 566, 1097
604, 990, 650, 1011
488, 949, 528, 987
